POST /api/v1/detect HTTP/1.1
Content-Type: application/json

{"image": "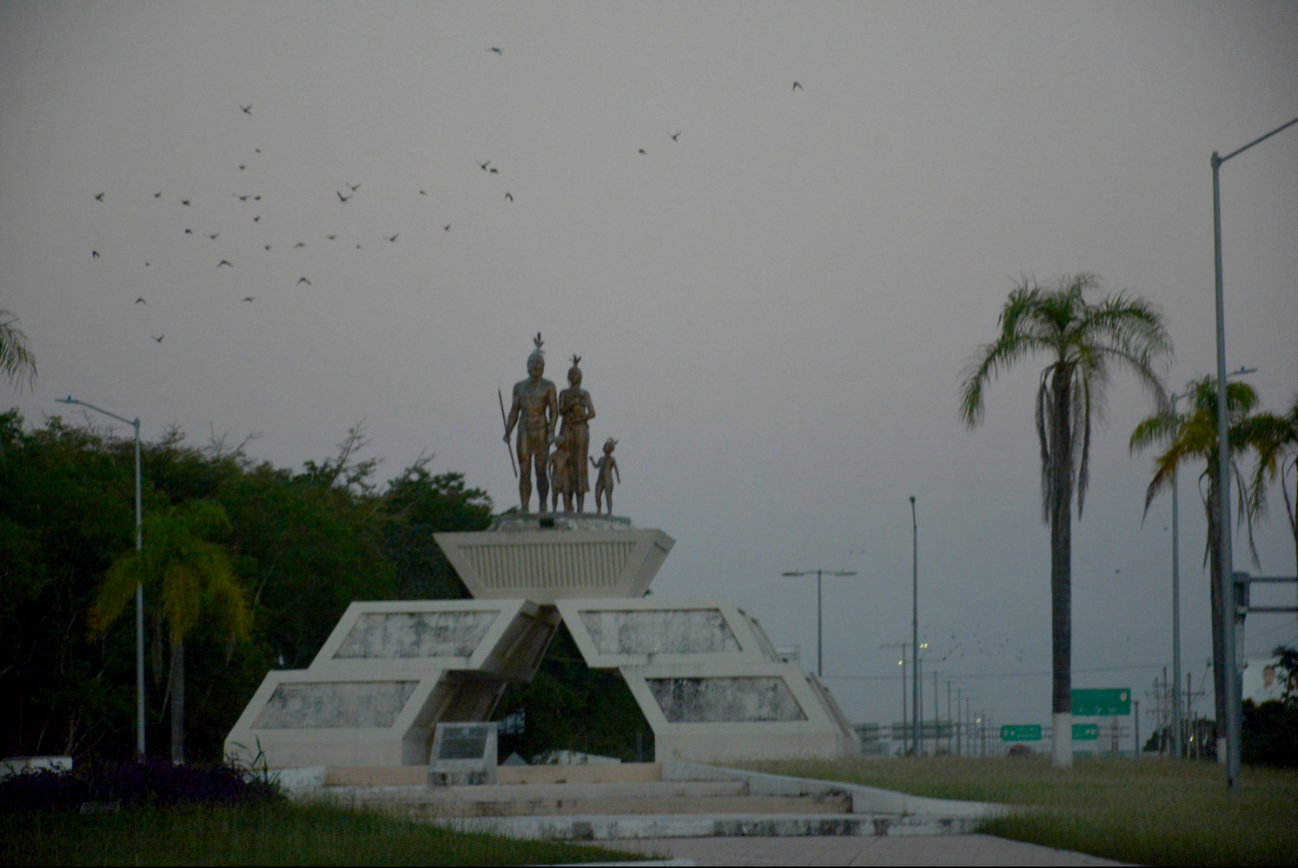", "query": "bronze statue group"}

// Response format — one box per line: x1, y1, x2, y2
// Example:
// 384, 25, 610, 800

503, 334, 620, 514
